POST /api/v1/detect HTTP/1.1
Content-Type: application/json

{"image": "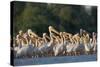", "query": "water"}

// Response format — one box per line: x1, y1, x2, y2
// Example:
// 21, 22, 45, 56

14, 54, 97, 66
